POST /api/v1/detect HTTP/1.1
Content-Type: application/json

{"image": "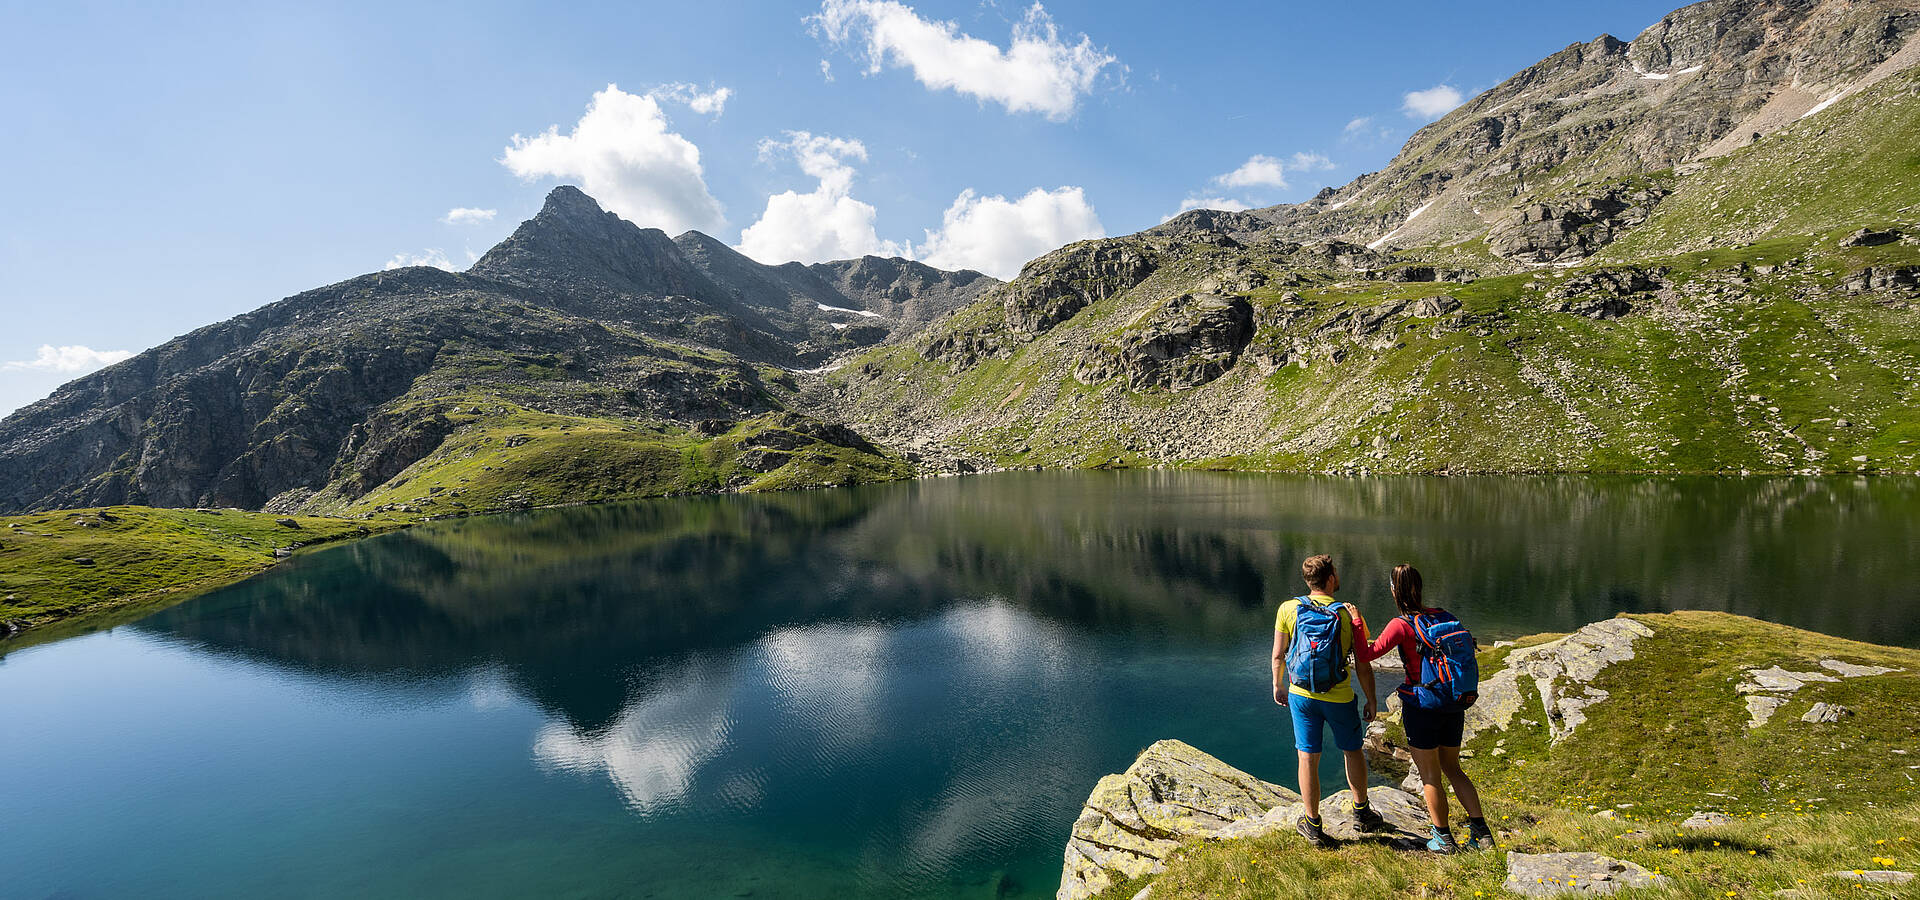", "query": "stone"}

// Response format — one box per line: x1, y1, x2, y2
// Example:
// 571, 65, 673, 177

1838, 227, 1901, 248
1745, 694, 1788, 728
1820, 659, 1901, 678
1681, 810, 1733, 830
1465, 617, 1654, 744
1738, 667, 1839, 693
1801, 702, 1853, 724
1057, 740, 1299, 900
1826, 870, 1914, 885
272, 547, 294, 558
275, 517, 299, 527
1503, 851, 1665, 896
71, 557, 94, 566
1410, 295, 1462, 318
